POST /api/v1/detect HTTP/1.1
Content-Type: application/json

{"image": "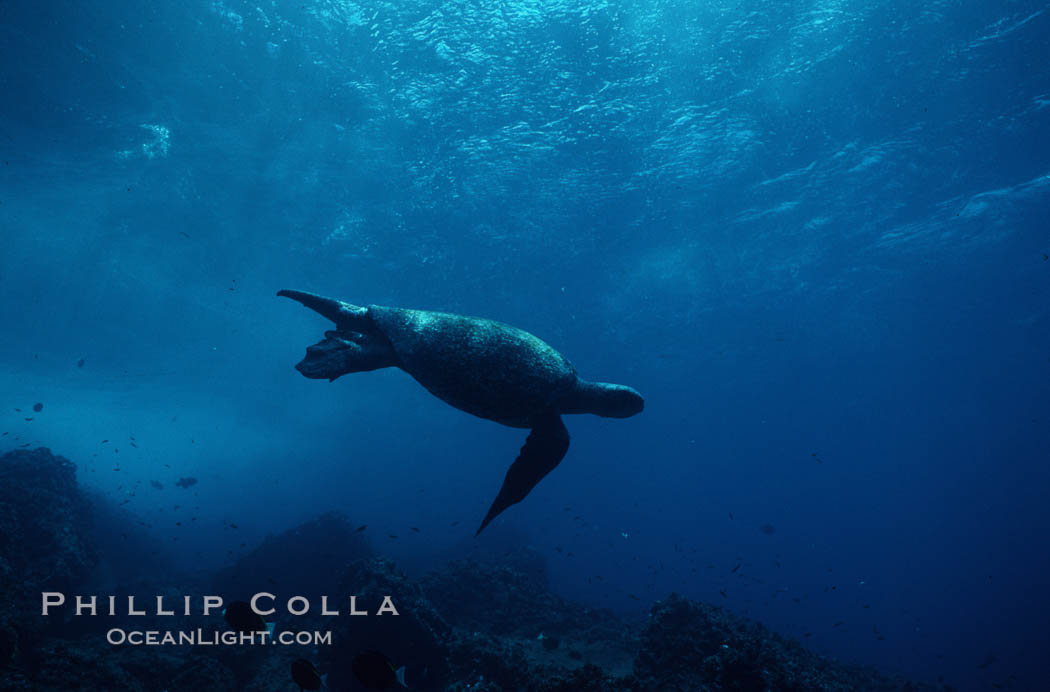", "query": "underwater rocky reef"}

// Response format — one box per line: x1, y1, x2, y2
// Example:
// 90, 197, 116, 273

0, 448, 954, 692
